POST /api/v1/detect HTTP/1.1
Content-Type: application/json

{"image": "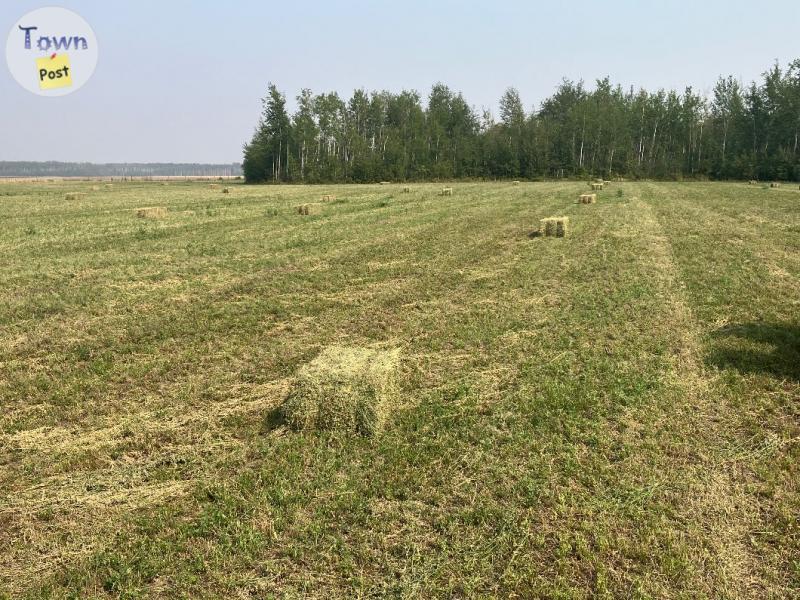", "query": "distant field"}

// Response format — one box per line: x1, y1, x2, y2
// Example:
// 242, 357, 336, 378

0, 181, 798, 598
